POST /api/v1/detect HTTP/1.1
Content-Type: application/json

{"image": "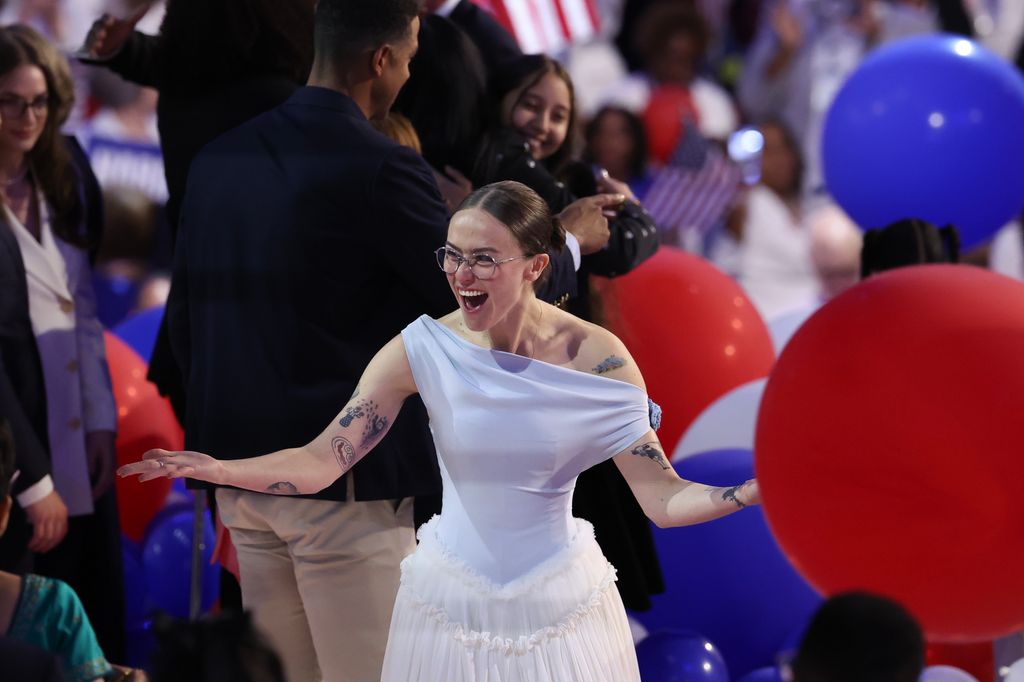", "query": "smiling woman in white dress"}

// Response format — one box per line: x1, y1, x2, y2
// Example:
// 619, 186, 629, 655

120, 180, 761, 681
